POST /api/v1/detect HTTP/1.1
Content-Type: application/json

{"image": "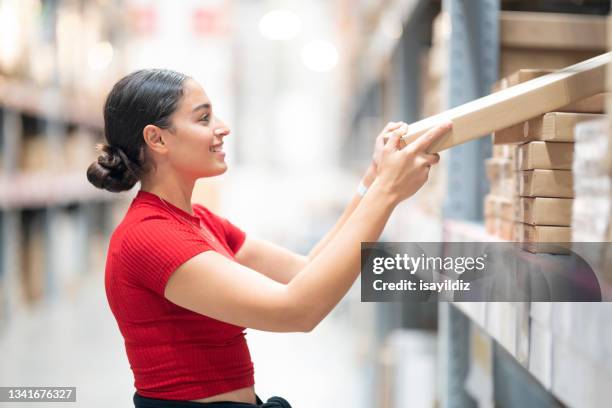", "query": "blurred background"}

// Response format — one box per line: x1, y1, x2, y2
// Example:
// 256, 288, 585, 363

1, 0, 612, 407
